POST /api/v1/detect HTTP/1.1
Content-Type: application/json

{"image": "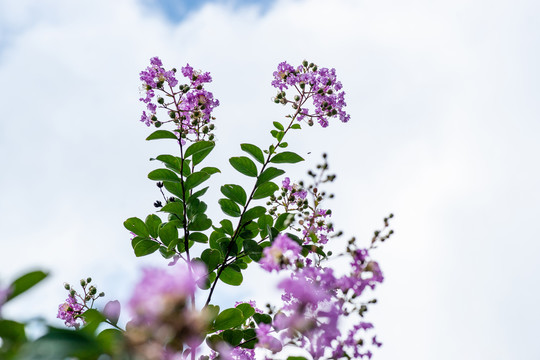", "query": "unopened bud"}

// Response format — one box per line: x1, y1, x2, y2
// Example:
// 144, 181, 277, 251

86, 277, 92, 283
157, 97, 164, 104
302, 60, 308, 67
80, 279, 86, 287
154, 121, 162, 128
64, 283, 71, 290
